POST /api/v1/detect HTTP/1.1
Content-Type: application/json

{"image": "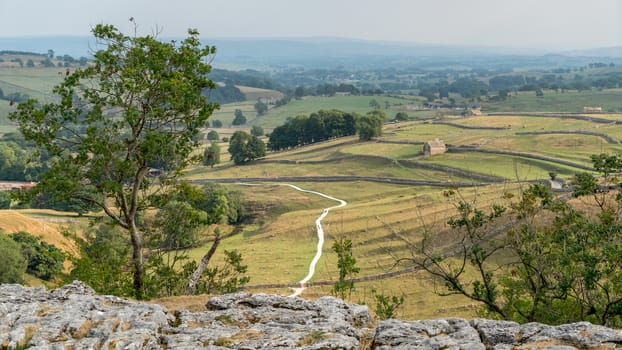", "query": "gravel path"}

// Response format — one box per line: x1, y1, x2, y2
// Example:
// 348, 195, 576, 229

234, 183, 347, 297
284, 184, 347, 297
